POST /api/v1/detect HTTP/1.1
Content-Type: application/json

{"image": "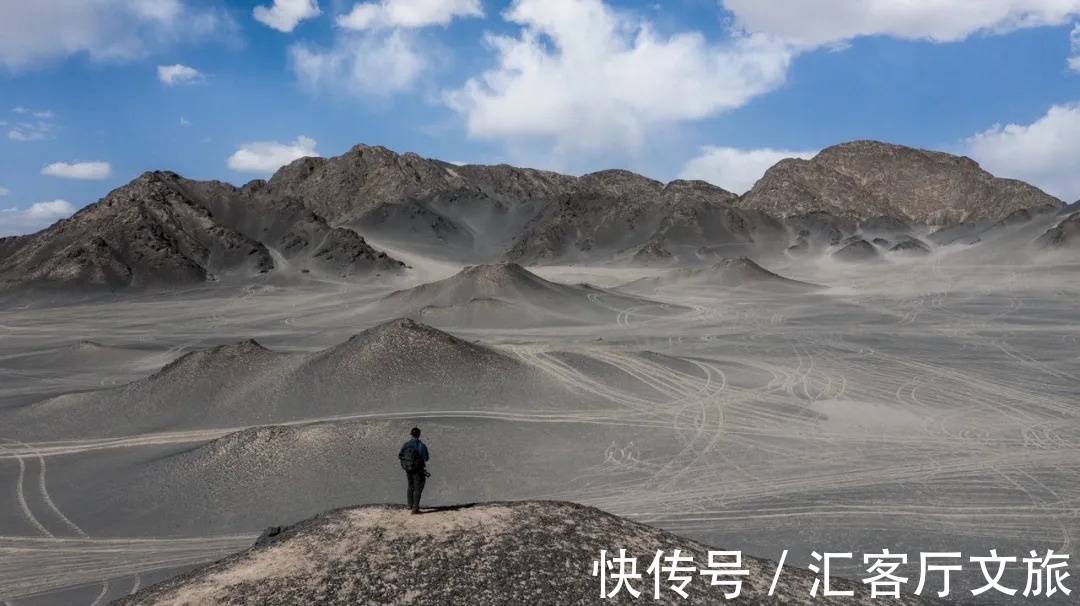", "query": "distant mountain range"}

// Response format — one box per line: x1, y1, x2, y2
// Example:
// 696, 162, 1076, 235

1, 140, 1074, 291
